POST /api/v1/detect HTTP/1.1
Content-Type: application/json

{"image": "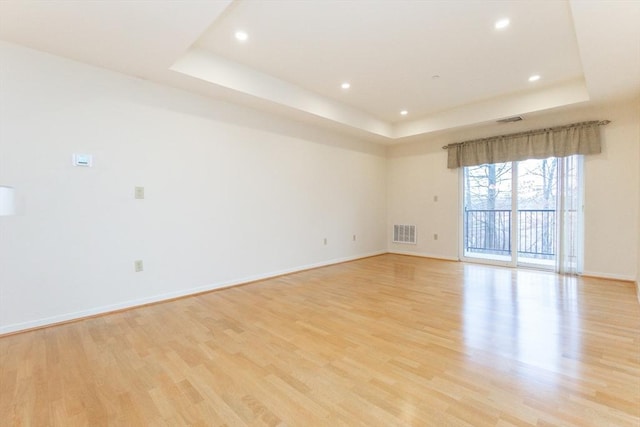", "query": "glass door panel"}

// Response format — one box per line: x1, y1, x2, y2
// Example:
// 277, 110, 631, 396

462, 162, 513, 263
516, 158, 557, 269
